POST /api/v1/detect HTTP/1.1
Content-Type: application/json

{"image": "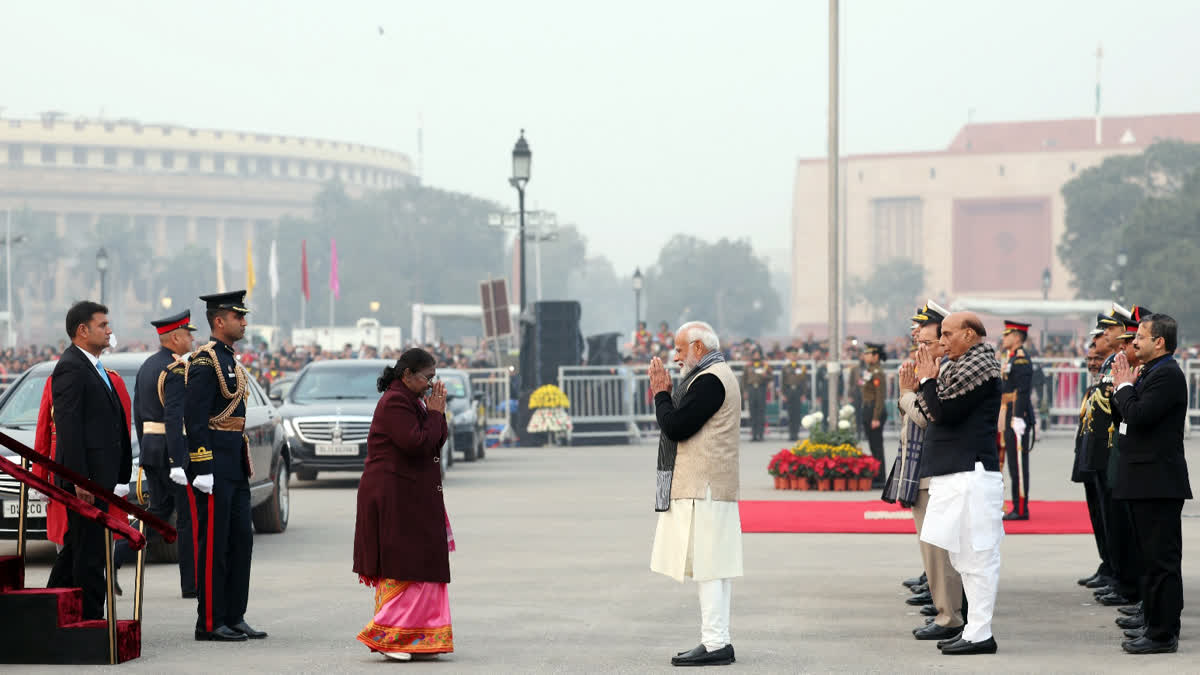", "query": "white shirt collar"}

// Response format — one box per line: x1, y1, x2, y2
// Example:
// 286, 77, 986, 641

76, 345, 102, 368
